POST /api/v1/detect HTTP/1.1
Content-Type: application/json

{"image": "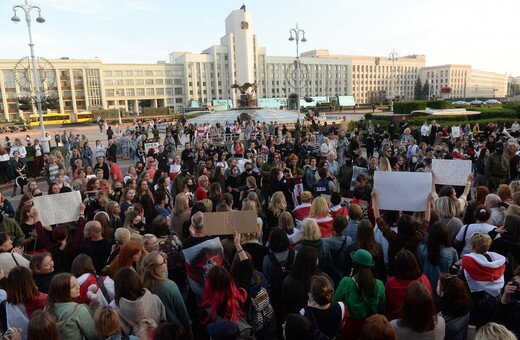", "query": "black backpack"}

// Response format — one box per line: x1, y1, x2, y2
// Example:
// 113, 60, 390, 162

268, 249, 295, 303
159, 235, 187, 291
